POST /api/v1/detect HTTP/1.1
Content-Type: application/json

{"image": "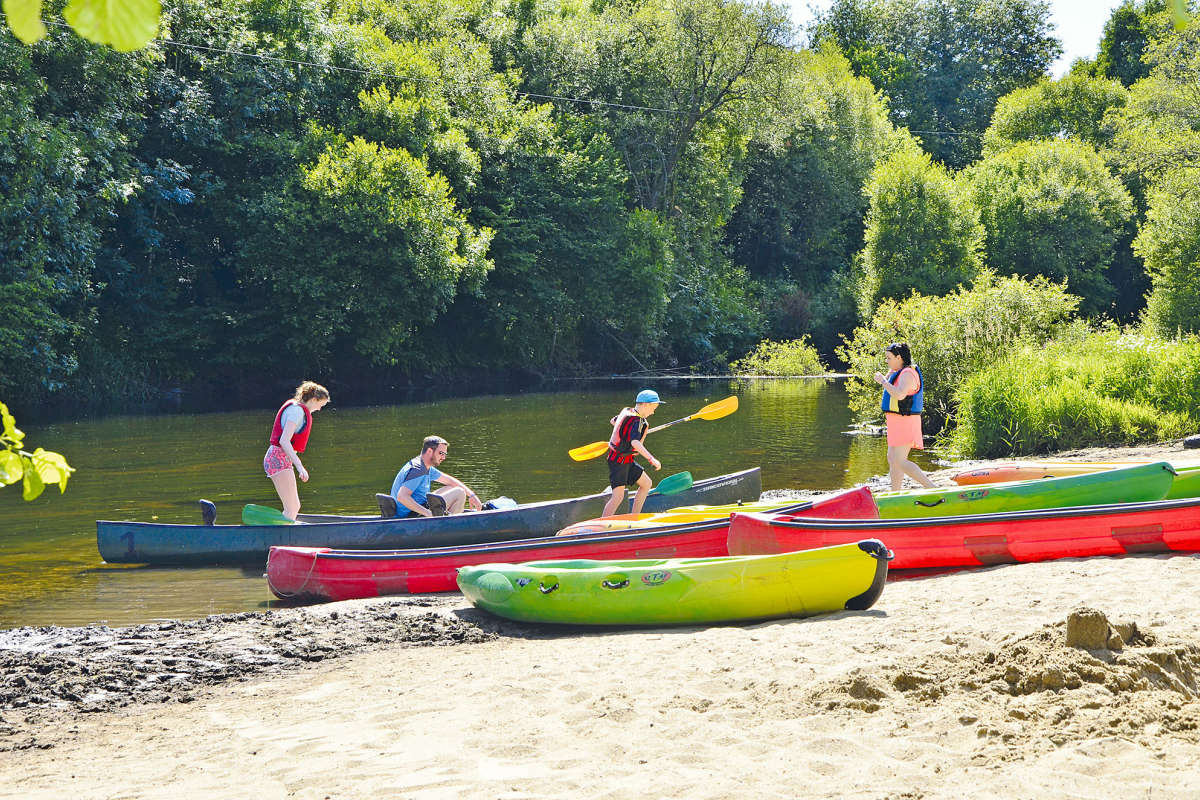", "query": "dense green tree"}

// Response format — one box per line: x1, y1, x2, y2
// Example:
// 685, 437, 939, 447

965, 140, 1135, 317
1138, 169, 1200, 336
1108, 16, 1200, 182
1094, 0, 1169, 86
983, 73, 1128, 154
810, 0, 1061, 167
724, 46, 917, 351
855, 149, 984, 317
